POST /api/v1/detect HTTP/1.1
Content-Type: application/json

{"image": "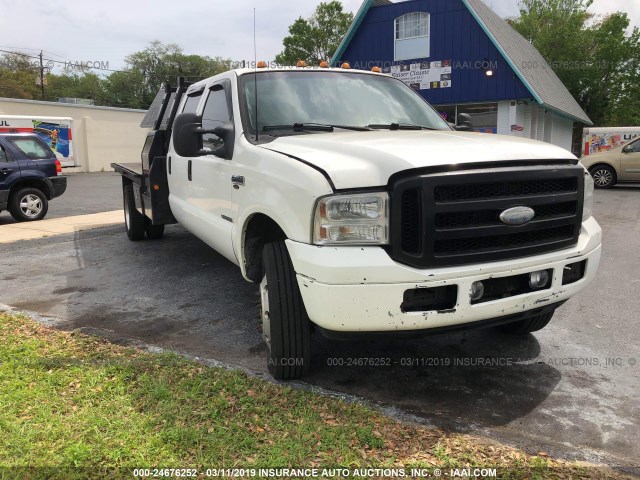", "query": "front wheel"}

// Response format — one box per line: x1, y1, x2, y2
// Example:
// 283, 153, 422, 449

590, 165, 616, 189
500, 311, 554, 334
9, 188, 48, 222
261, 241, 311, 380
